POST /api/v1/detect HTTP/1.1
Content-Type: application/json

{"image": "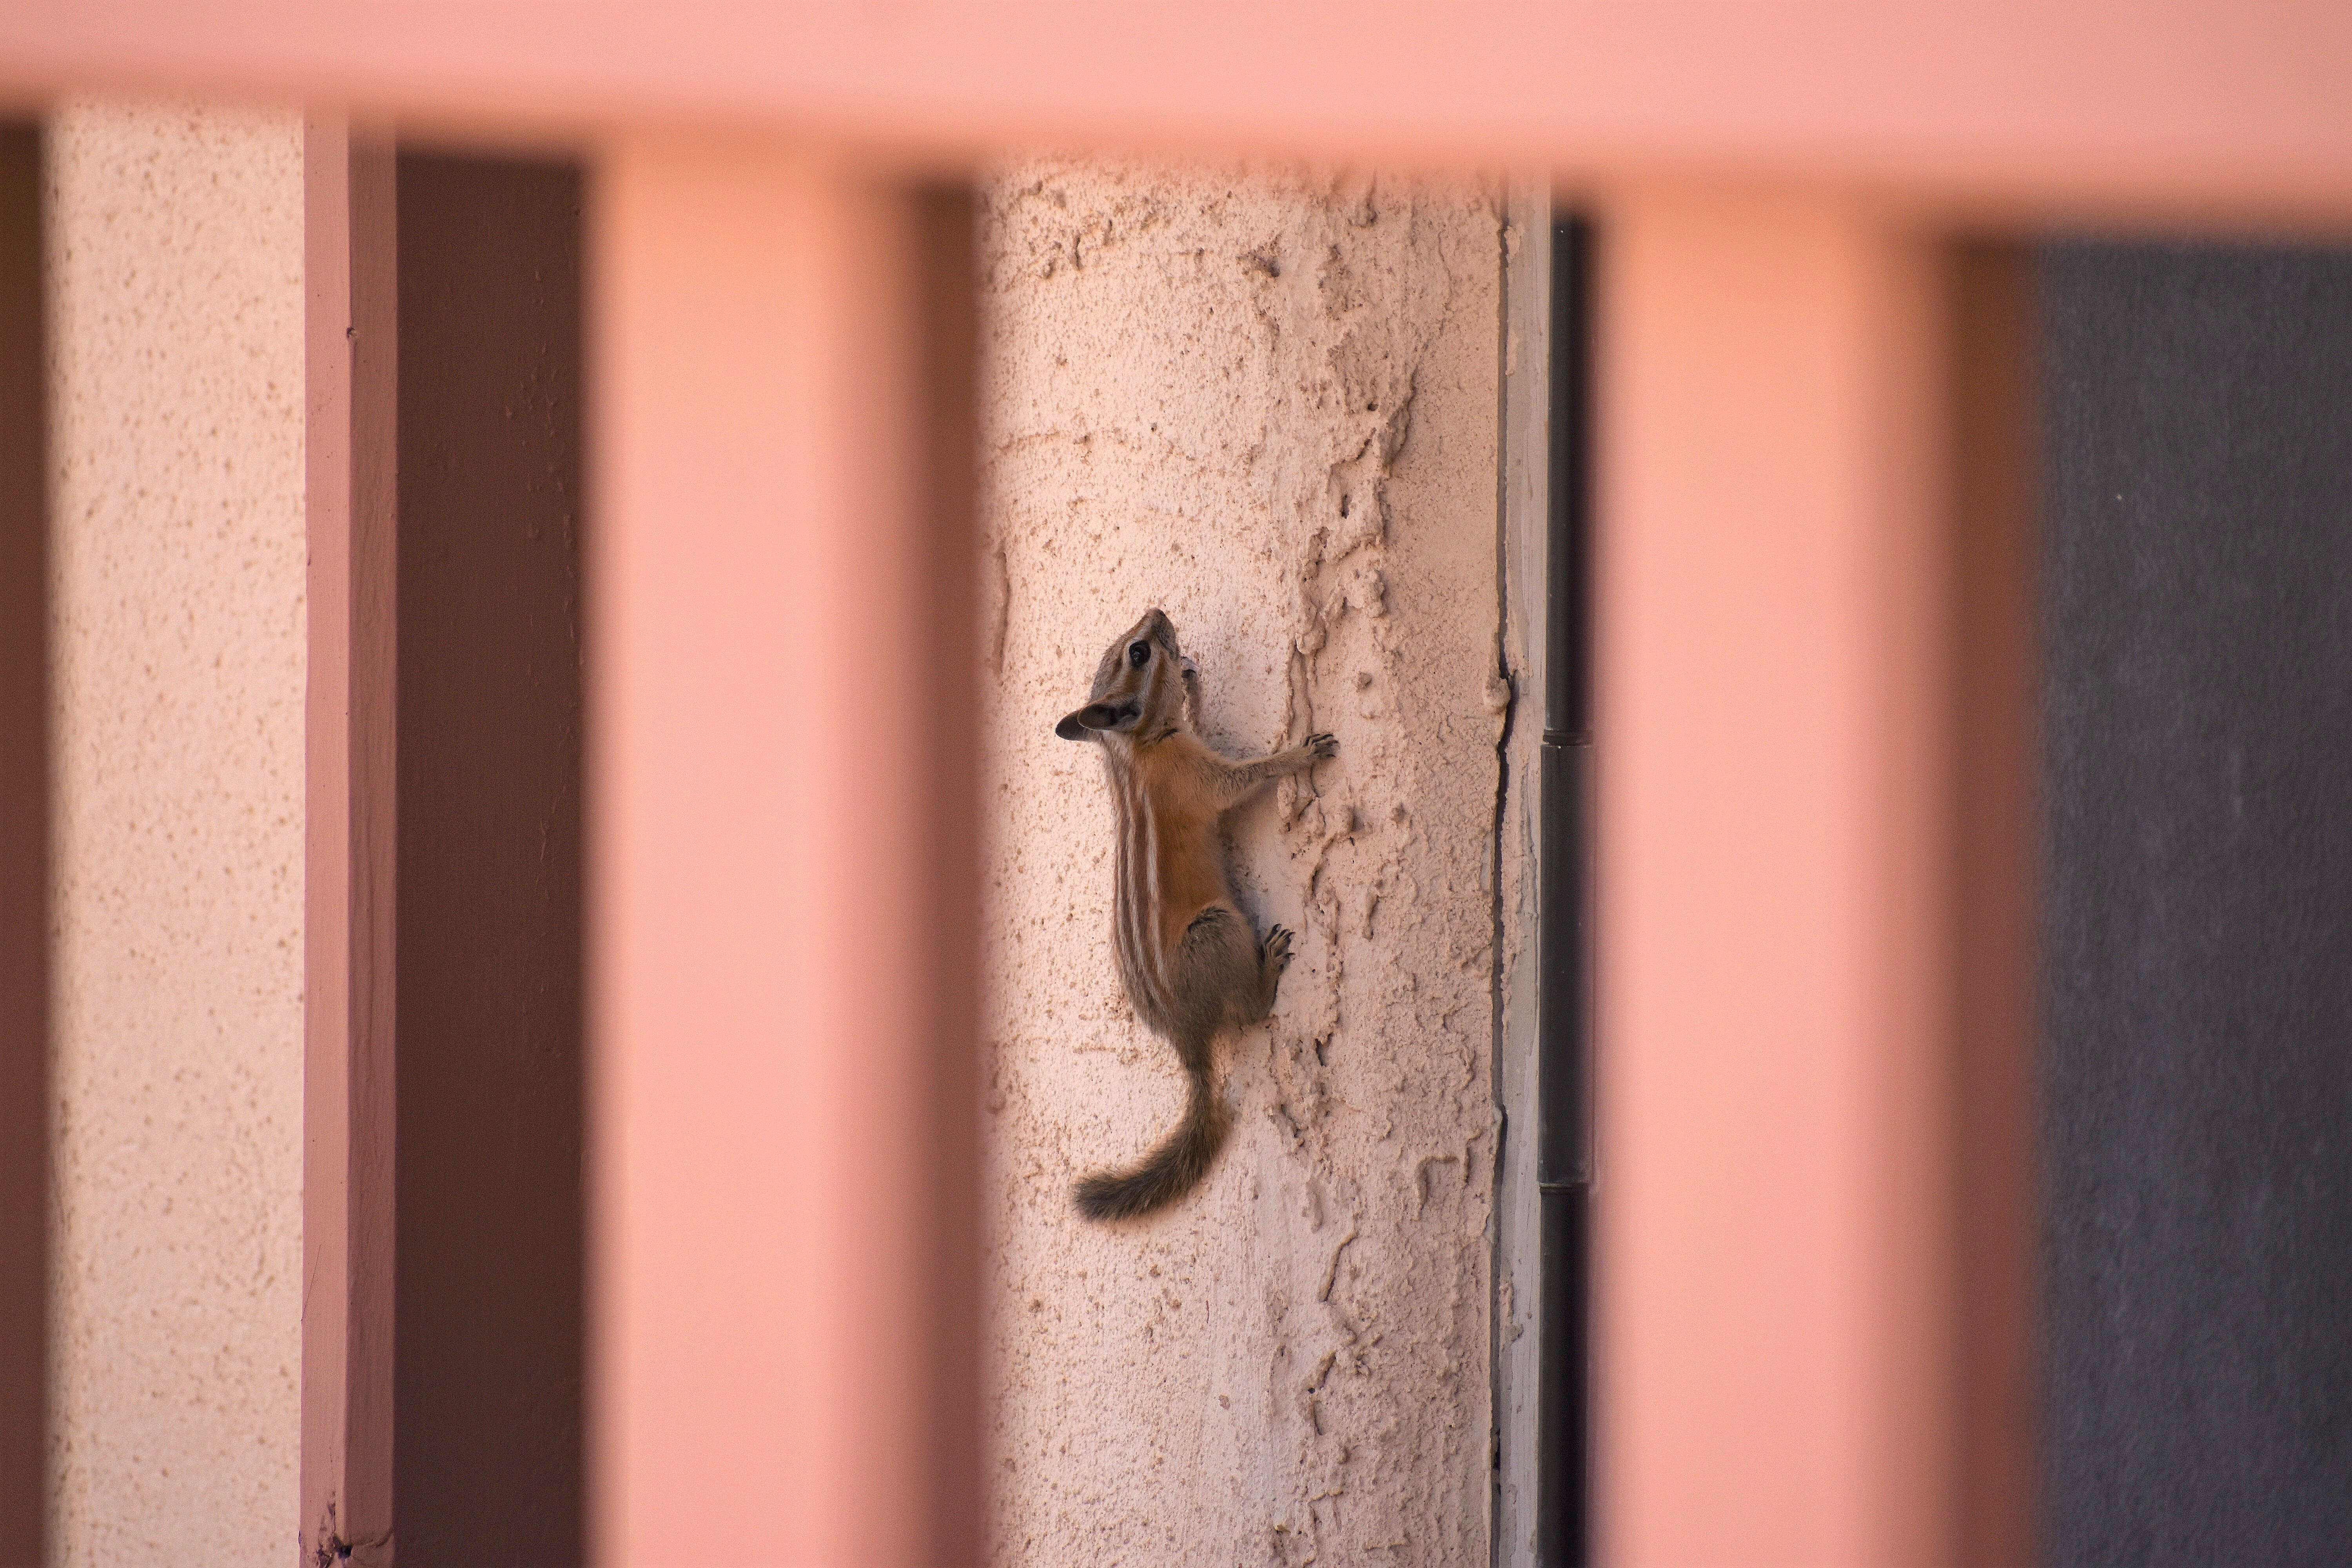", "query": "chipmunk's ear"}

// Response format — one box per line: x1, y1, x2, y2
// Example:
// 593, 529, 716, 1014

1055, 702, 1121, 740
